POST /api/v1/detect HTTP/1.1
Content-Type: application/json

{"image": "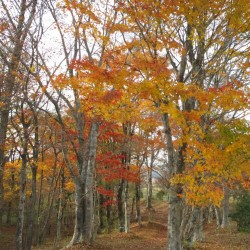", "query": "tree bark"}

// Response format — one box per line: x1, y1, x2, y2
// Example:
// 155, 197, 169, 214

135, 182, 142, 227
221, 186, 230, 228
124, 180, 131, 233
147, 166, 153, 209
69, 182, 85, 245
185, 207, 203, 247
167, 187, 183, 250
57, 169, 65, 241
16, 124, 28, 250
84, 122, 99, 243
214, 205, 222, 228
26, 114, 39, 250
163, 113, 184, 250
35, 168, 43, 245
117, 179, 125, 232
26, 164, 37, 250
208, 205, 214, 224
0, 0, 37, 224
